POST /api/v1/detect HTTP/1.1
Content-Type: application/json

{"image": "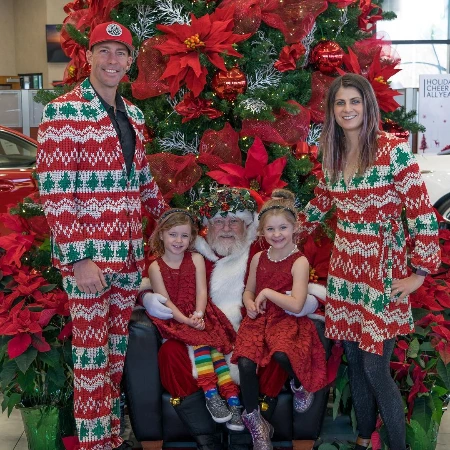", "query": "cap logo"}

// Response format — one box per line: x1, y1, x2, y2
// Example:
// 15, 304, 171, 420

106, 23, 123, 37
